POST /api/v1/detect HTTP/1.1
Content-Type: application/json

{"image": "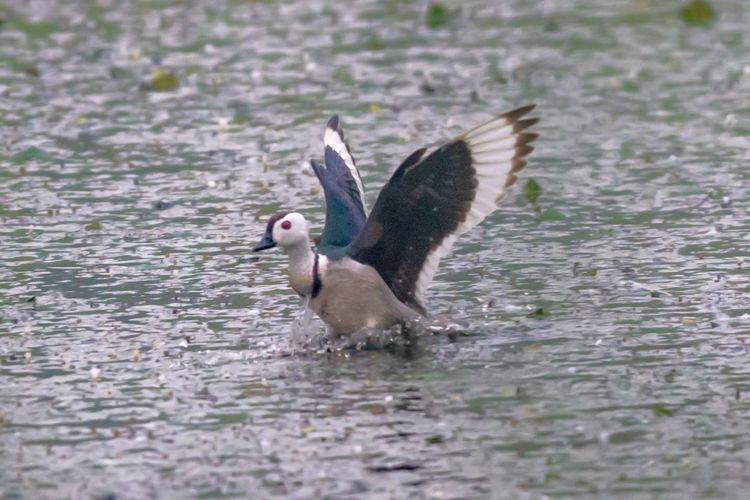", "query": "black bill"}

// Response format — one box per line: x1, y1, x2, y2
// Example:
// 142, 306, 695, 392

253, 231, 276, 252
